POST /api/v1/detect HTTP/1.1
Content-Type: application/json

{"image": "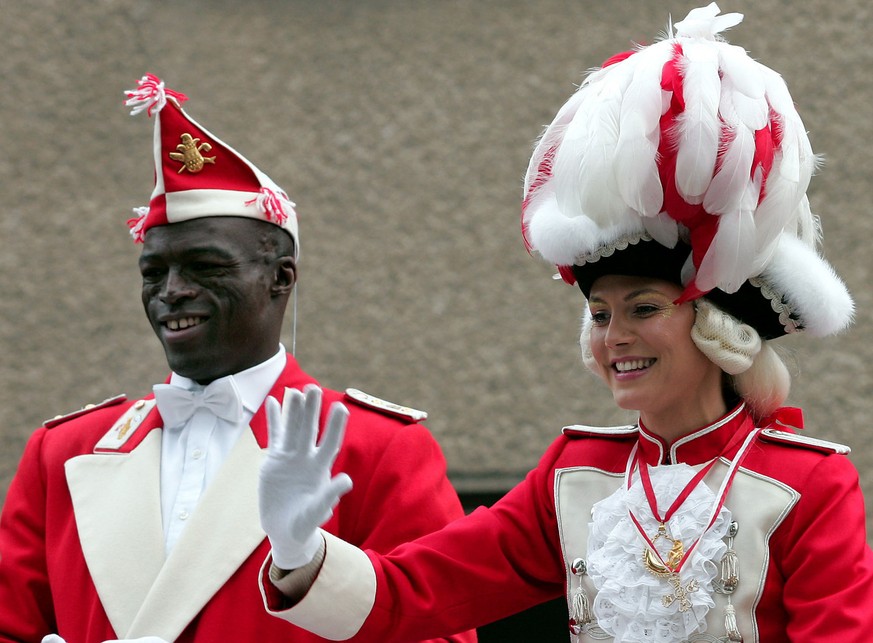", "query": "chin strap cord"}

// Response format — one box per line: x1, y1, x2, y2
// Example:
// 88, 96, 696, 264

291, 286, 298, 356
